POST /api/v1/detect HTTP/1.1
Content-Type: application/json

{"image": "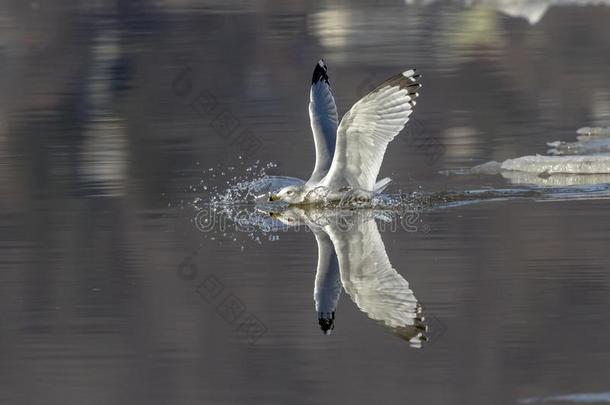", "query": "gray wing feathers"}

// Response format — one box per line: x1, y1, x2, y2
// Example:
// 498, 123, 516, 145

312, 229, 341, 314
324, 69, 421, 191
307, 60, 339, 185
326, 216, 424, 344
